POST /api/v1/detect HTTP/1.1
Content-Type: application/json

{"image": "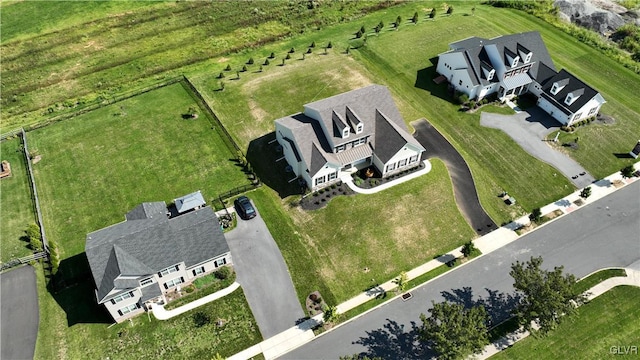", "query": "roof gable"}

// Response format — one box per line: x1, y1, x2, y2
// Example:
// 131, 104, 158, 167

541, 69, 602, 114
